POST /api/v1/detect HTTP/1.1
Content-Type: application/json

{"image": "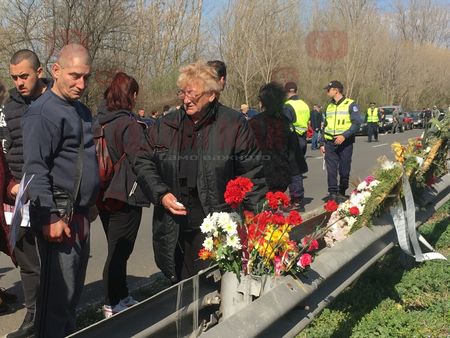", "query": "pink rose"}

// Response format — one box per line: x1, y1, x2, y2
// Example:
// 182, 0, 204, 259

297, 253, 312, 269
